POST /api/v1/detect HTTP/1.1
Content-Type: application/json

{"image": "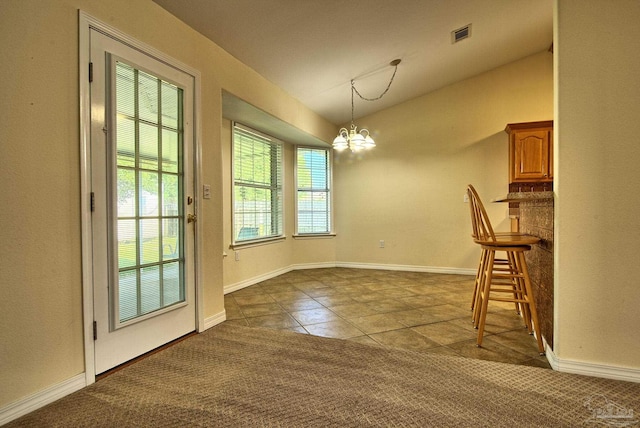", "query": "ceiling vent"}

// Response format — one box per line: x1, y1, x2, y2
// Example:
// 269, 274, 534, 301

452, 24, 472, 44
